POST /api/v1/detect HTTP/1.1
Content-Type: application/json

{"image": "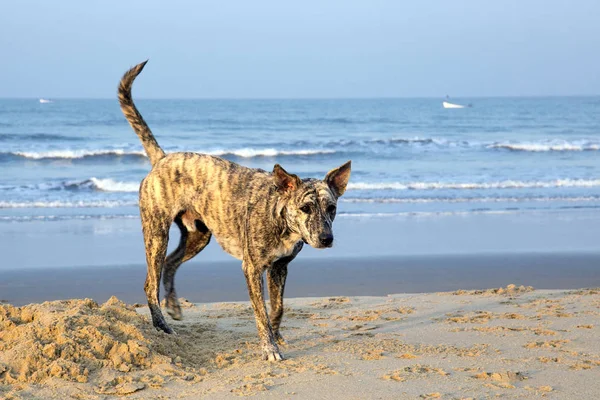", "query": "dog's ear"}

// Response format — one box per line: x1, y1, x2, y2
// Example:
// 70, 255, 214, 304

273, 164, 301, 193
325, 160, 351, 197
